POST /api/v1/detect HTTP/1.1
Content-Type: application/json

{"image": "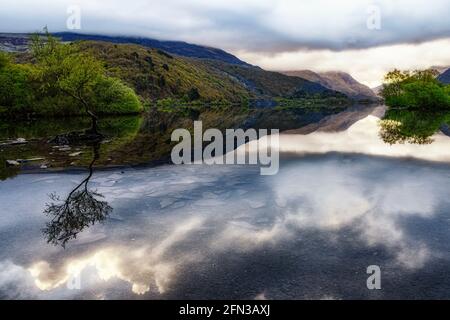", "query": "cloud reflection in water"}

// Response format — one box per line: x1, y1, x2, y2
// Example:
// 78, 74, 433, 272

0, 115, 450, 299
